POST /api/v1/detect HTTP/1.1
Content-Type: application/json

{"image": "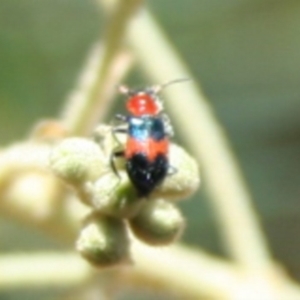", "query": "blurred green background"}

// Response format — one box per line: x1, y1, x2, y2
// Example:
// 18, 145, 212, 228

1, 0, 300, 298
